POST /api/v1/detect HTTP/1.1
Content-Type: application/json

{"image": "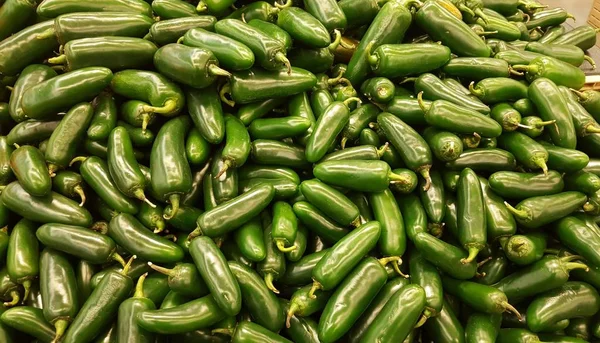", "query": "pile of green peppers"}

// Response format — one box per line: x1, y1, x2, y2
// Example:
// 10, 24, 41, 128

2, 0, 600, 341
